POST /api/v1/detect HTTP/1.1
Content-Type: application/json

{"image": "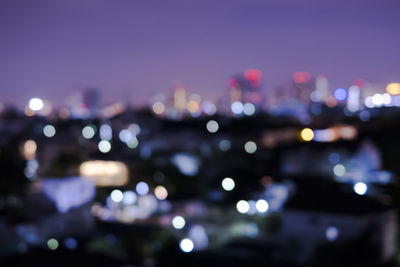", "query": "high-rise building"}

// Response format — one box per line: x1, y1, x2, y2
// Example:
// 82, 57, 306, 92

83, 88, 101, 116
227, 69, 263, 113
